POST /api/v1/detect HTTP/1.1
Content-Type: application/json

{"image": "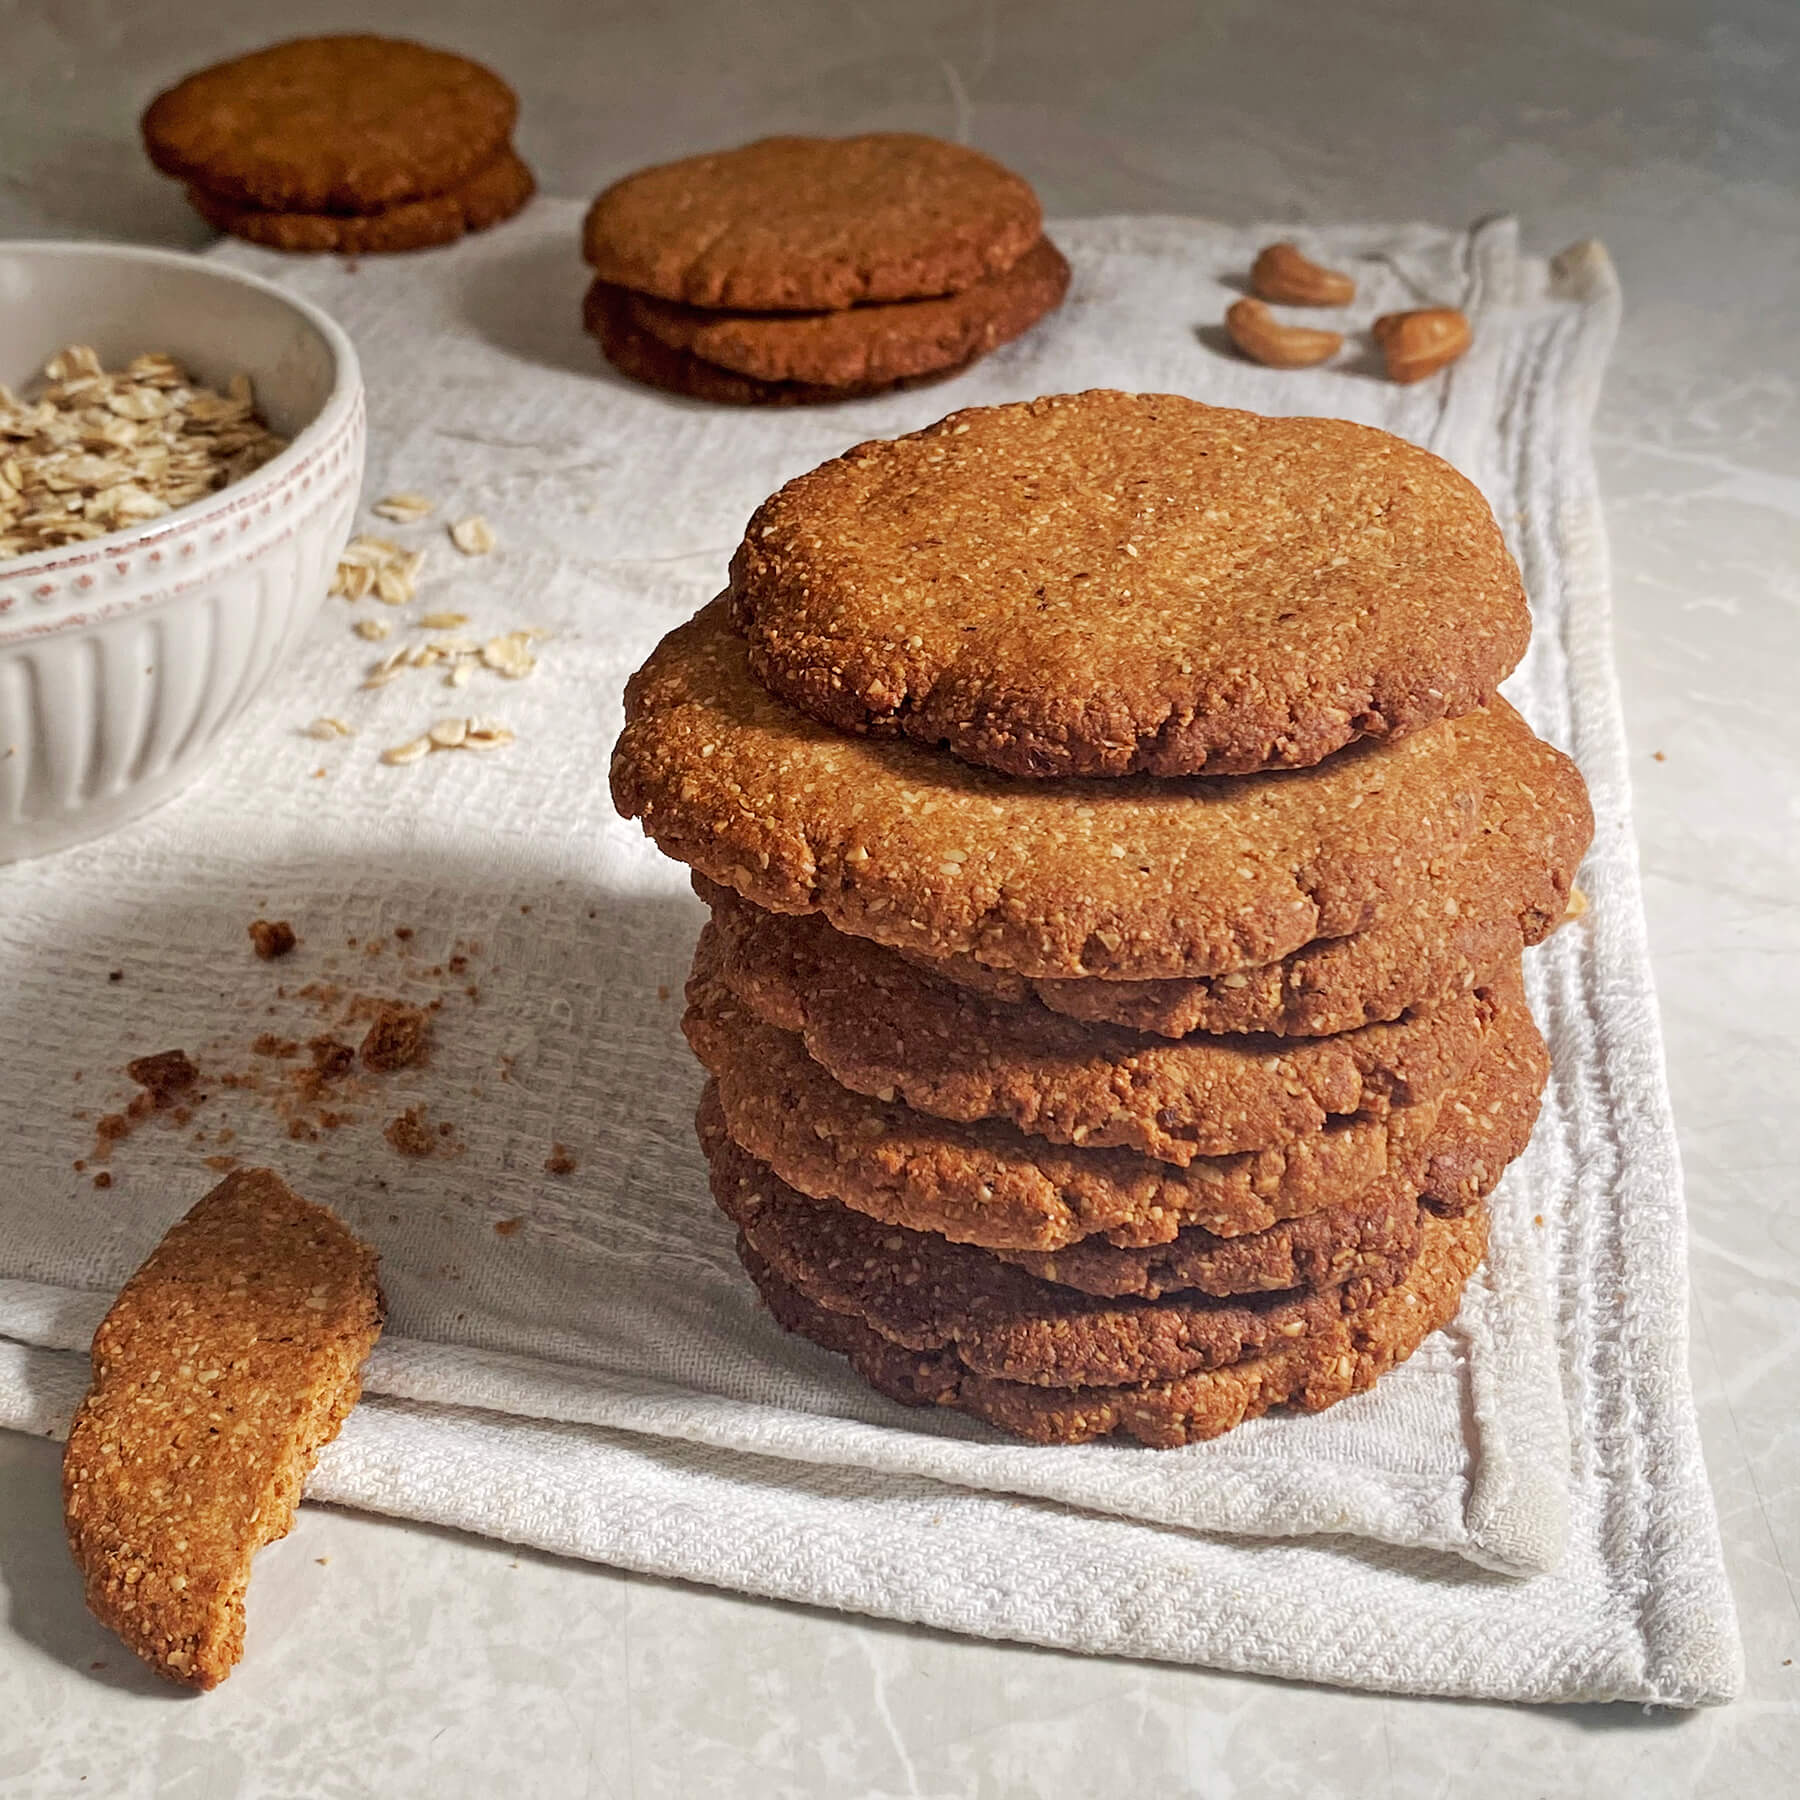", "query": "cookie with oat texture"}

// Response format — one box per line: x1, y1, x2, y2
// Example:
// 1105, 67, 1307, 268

611, 599, 1494, 983
582, 133, 1043, 312
728, 391, 1530, 778
142, 34, 517, 214
742, 1207, 1488, 1447
61, 1168, 383, 1689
